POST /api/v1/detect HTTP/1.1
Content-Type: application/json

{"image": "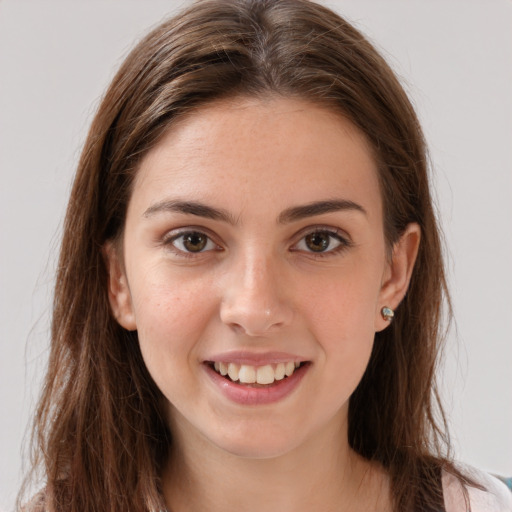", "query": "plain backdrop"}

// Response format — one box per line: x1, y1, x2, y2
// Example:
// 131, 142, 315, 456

1, 0, 511, 510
